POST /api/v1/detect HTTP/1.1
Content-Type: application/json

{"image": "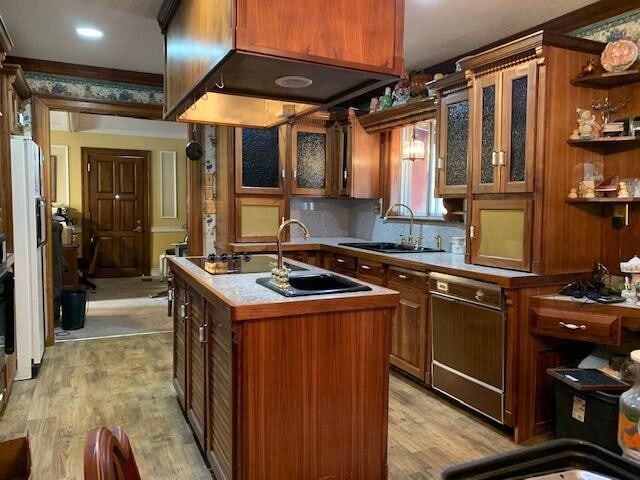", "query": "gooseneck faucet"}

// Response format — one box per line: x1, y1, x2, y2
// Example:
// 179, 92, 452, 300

384, 203, 419, 247
271, 219, 310, 288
